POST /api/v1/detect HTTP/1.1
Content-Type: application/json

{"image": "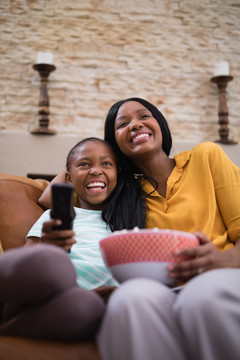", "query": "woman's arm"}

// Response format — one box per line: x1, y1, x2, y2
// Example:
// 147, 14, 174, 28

38, 171, 67, 209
